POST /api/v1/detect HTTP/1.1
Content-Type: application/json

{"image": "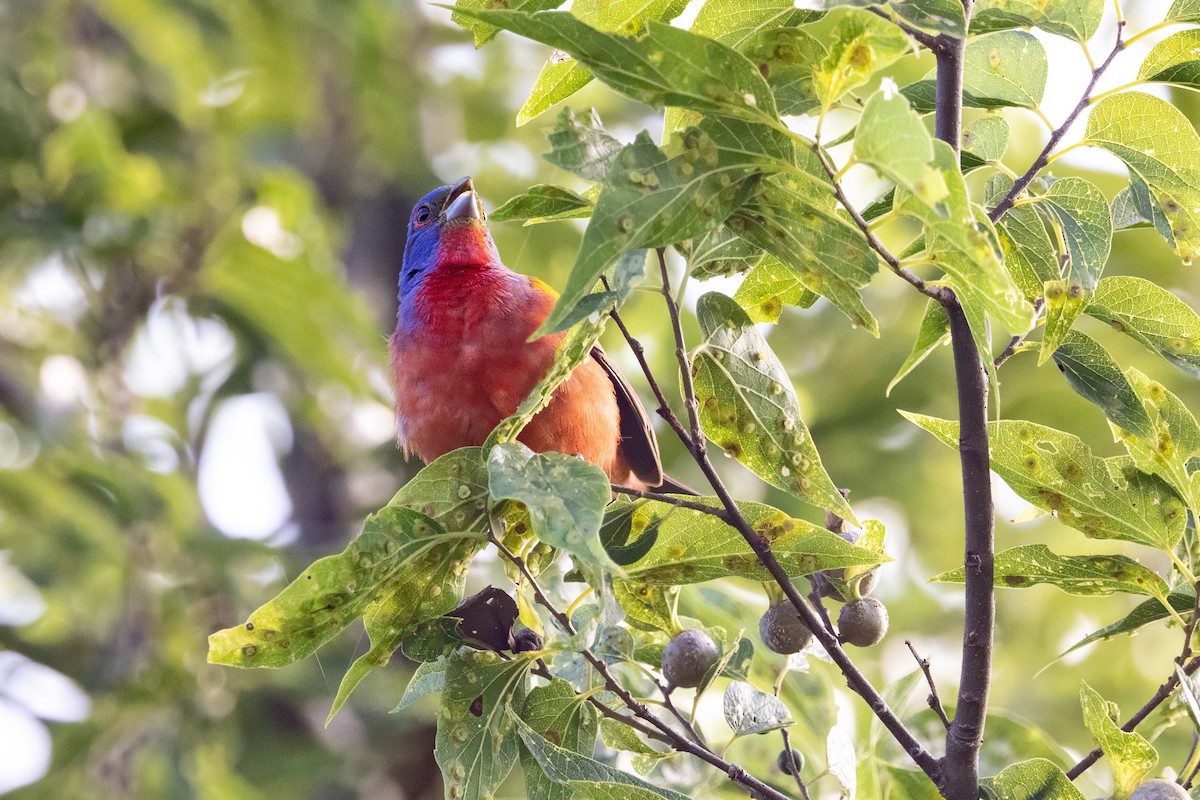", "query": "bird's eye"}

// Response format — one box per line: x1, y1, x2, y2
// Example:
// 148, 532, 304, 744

414, 205, 432, 225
